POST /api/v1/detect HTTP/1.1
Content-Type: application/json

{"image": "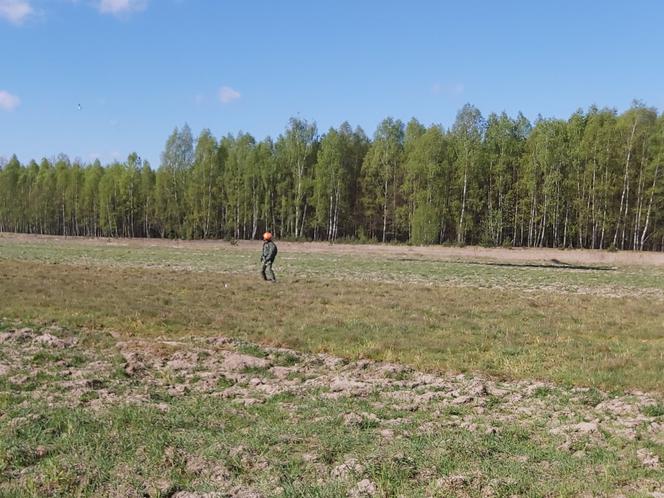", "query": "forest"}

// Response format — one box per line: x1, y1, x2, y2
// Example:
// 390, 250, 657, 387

1, 102, 663, 250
